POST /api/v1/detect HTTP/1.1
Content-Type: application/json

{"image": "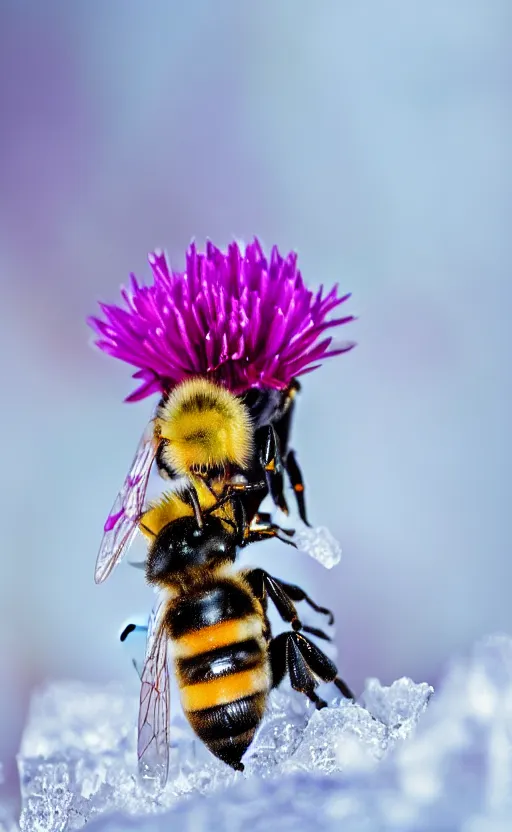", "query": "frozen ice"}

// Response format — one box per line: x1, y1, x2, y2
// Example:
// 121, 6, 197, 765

17, 634, 512, 831
294, 525, 342, 568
